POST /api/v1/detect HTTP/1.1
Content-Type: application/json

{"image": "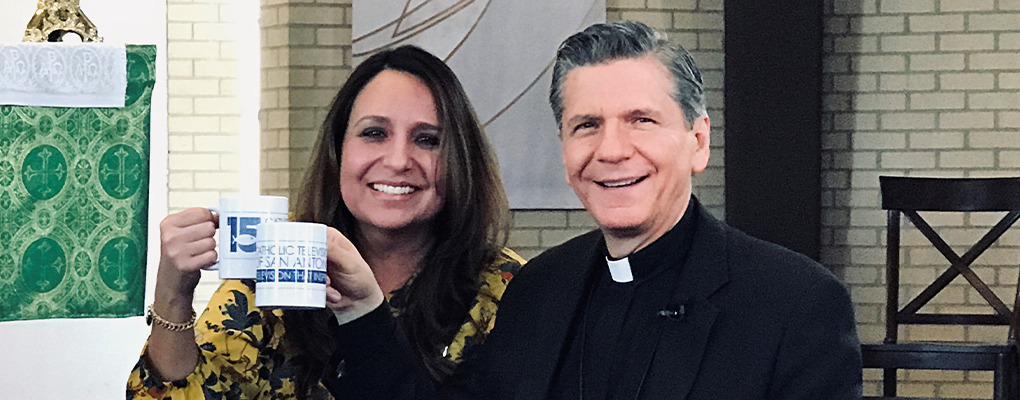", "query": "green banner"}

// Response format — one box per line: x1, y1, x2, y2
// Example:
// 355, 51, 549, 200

0, 45, 155, 322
